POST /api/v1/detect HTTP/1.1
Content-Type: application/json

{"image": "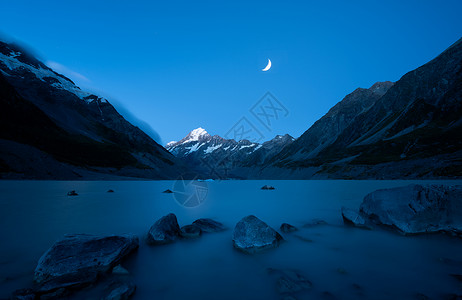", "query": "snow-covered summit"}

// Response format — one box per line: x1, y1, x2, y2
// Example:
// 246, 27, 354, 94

187, 127, 210, 141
